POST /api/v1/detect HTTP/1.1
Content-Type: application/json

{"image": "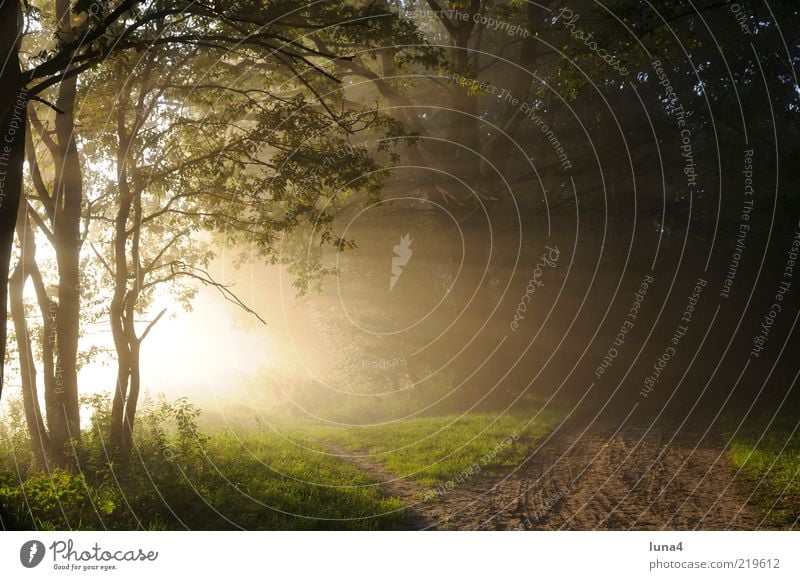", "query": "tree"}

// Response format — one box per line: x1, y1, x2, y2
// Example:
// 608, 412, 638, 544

8, 197, 50, 466
81, 8, 424, 452
7, 1, 435, 461
1, 1, 433, 465
0, 0, 432, 399
0, 0, 26, 397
